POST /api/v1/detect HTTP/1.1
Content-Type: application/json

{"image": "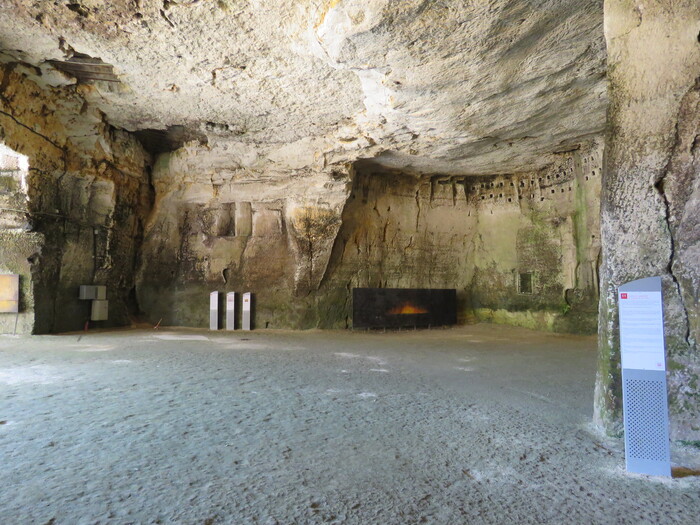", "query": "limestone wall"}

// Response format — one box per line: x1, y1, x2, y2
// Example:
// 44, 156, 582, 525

1, 62, 602, 337
137, 140, 601, 333
318, 168, 480, 328
467, 143, 602, 333
136, 143, 350, 329
321, 141, 602, 332
596, 0, 700, 440
0, 63, 150, 333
